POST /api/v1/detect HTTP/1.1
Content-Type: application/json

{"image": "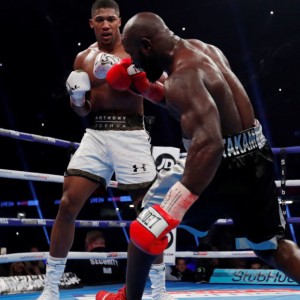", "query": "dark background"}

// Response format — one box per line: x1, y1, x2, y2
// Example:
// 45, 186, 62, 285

0, 0, 300, 254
